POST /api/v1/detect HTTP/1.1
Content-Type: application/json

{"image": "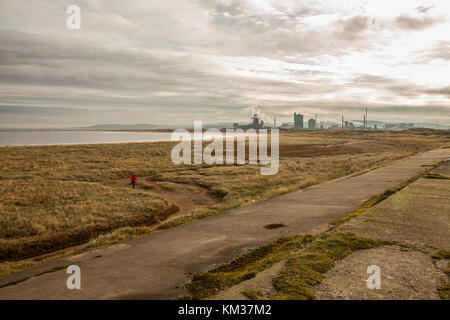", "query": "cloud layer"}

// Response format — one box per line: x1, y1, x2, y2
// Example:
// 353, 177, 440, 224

0, 0, 449, 127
